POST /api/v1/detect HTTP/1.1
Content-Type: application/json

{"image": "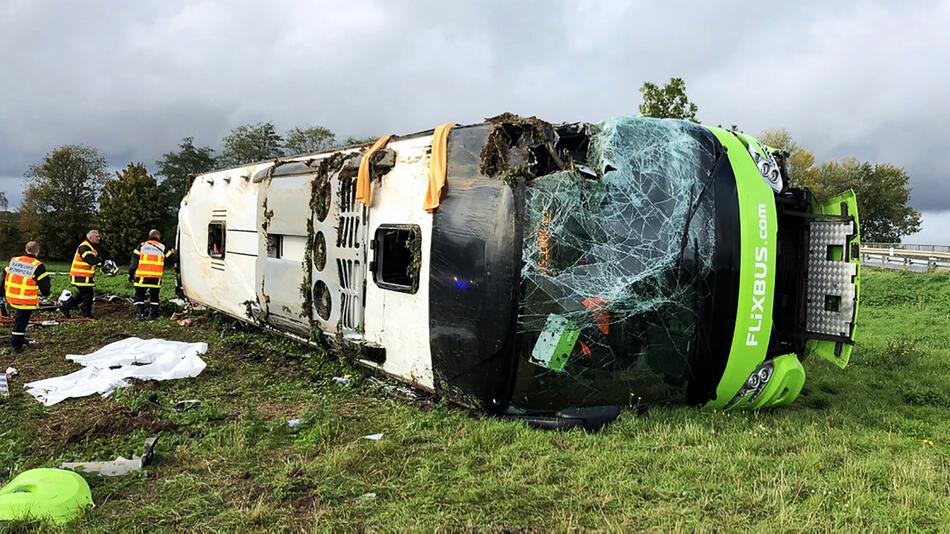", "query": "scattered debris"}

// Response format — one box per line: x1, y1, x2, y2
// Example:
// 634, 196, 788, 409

0, 368, 15, 398
93, 294, 133, 304
61, 435, 159, 477
0, 468, 94, 524
333, 375, 351, 385
24, 337, 208, 406
287, 418, 301, 428
176, 318, 193, 327
363, 433, 383, 441
174, 399, 202, 413
355, 492, 377, 504
57, 289, 72, 303
168, 298, 188, 308
366, 377, 428, 403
